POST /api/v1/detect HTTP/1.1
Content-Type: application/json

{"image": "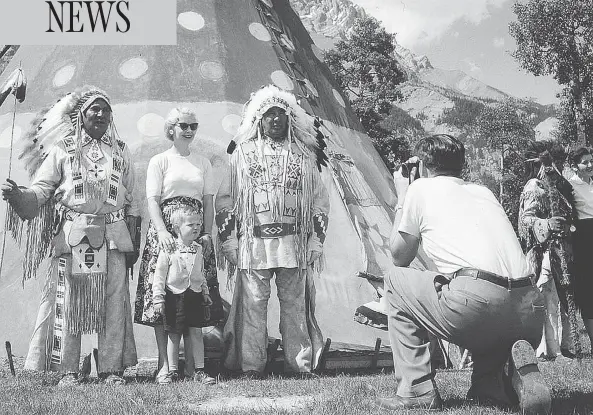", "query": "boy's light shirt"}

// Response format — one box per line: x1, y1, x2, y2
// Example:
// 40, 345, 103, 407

152, 240, 208, 304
